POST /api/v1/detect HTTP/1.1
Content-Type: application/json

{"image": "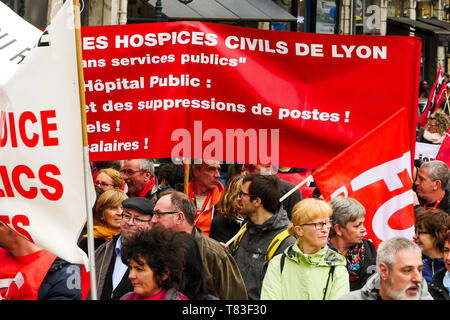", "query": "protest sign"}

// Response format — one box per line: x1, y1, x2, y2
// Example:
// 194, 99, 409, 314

415, 141, 440, 163
313, 109, 414, 247
0, 2, 42, 85
0, 1, 92, 266
81, 22, 421, 168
